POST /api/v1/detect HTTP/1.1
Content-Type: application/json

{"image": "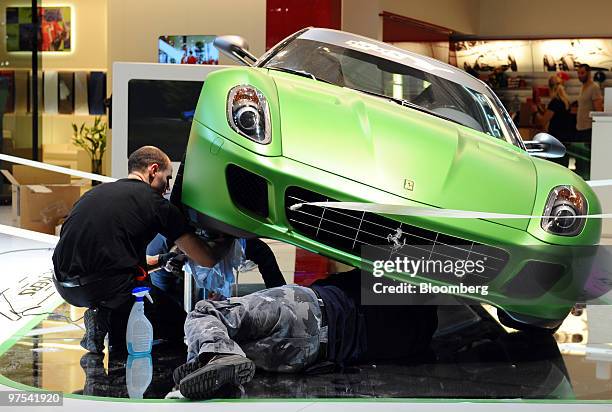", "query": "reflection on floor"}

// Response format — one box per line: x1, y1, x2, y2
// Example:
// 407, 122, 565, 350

1, 302, 611, 400
0, 224, 611, 401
